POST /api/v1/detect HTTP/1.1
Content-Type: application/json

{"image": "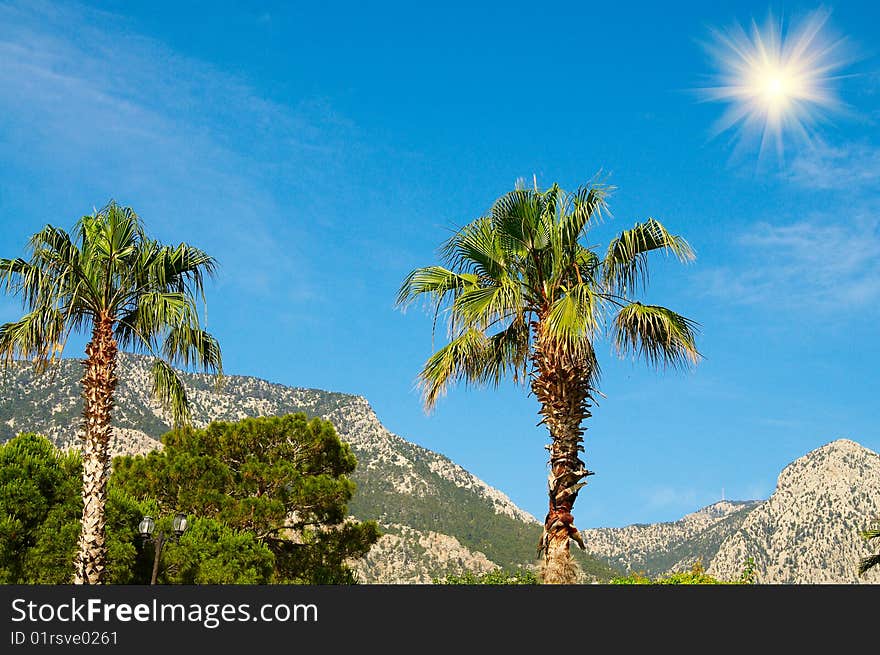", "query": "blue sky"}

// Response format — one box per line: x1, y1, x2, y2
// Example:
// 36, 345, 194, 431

0, 0, 878, 528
